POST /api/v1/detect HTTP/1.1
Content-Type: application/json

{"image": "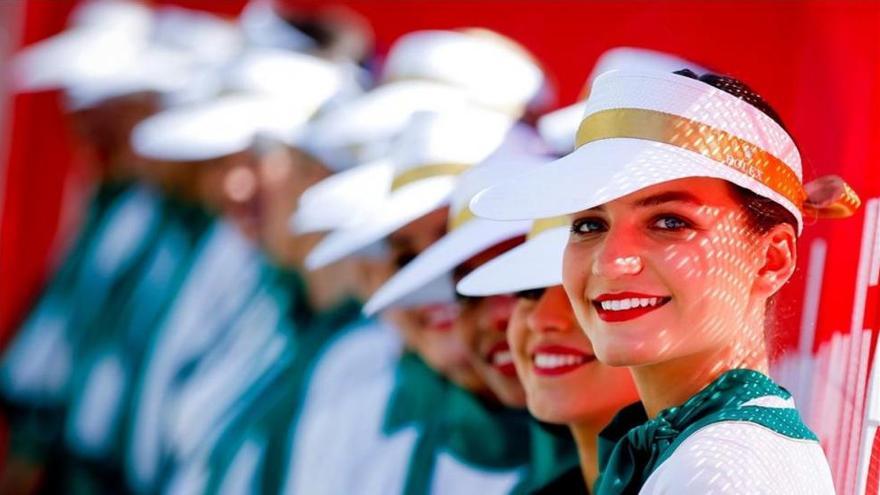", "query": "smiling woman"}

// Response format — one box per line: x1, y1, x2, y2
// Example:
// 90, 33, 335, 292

470, 68, 860, 494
